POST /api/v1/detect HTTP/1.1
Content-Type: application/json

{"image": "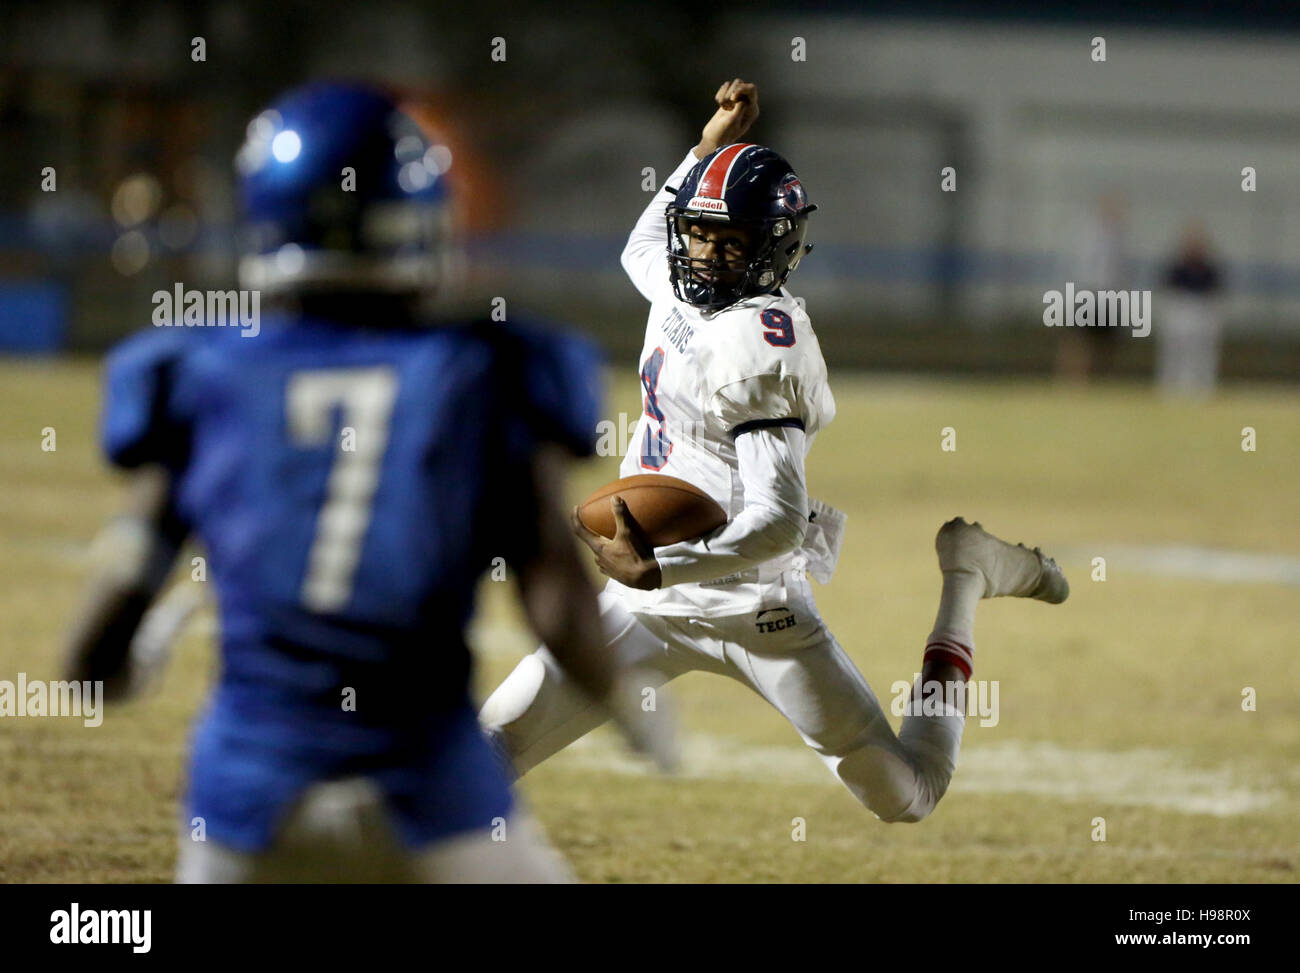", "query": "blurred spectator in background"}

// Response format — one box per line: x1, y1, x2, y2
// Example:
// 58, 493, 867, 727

1156, 222, 1224, 397
1057, 193, 1133, 383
